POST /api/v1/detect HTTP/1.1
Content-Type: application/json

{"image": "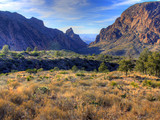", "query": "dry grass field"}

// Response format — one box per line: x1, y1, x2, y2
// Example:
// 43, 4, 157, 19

0, 70, 159, 120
